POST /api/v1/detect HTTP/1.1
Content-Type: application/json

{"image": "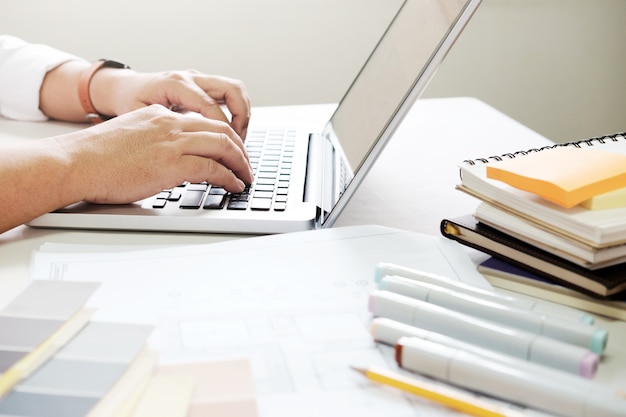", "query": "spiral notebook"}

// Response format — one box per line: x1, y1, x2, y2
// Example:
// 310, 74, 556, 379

457, 131, 626, 248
